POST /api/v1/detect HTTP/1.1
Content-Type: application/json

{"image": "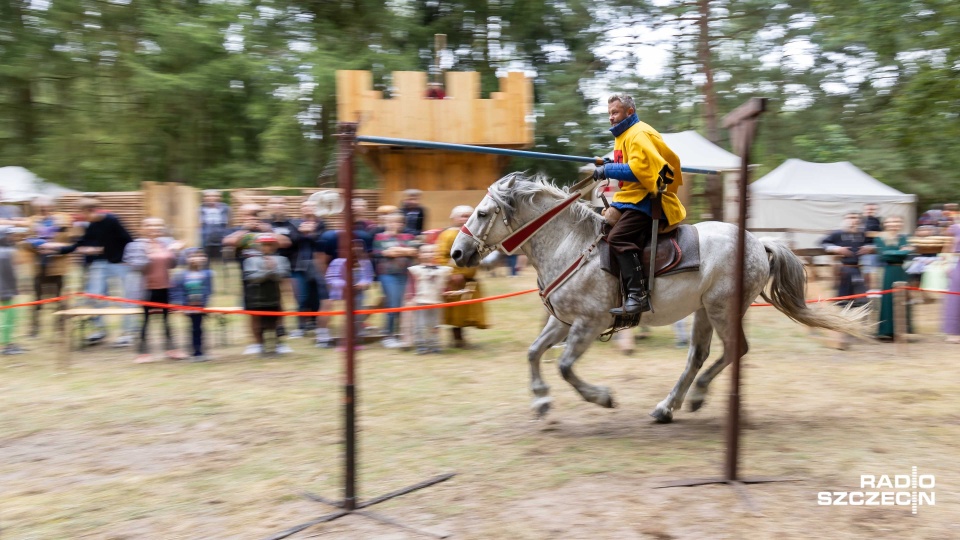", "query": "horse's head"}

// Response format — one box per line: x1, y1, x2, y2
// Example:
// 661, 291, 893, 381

450, 173, 531, 267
